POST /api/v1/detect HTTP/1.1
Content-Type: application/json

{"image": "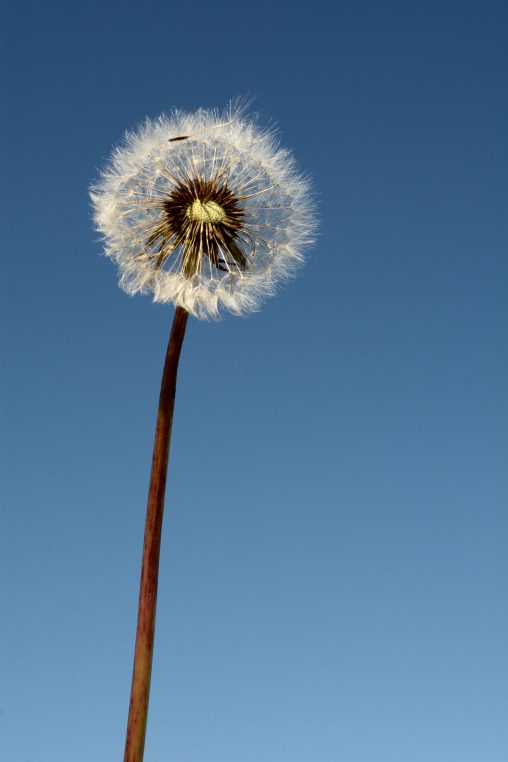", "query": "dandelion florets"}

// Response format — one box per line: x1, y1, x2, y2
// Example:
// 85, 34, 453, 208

91, 103, 316, 319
